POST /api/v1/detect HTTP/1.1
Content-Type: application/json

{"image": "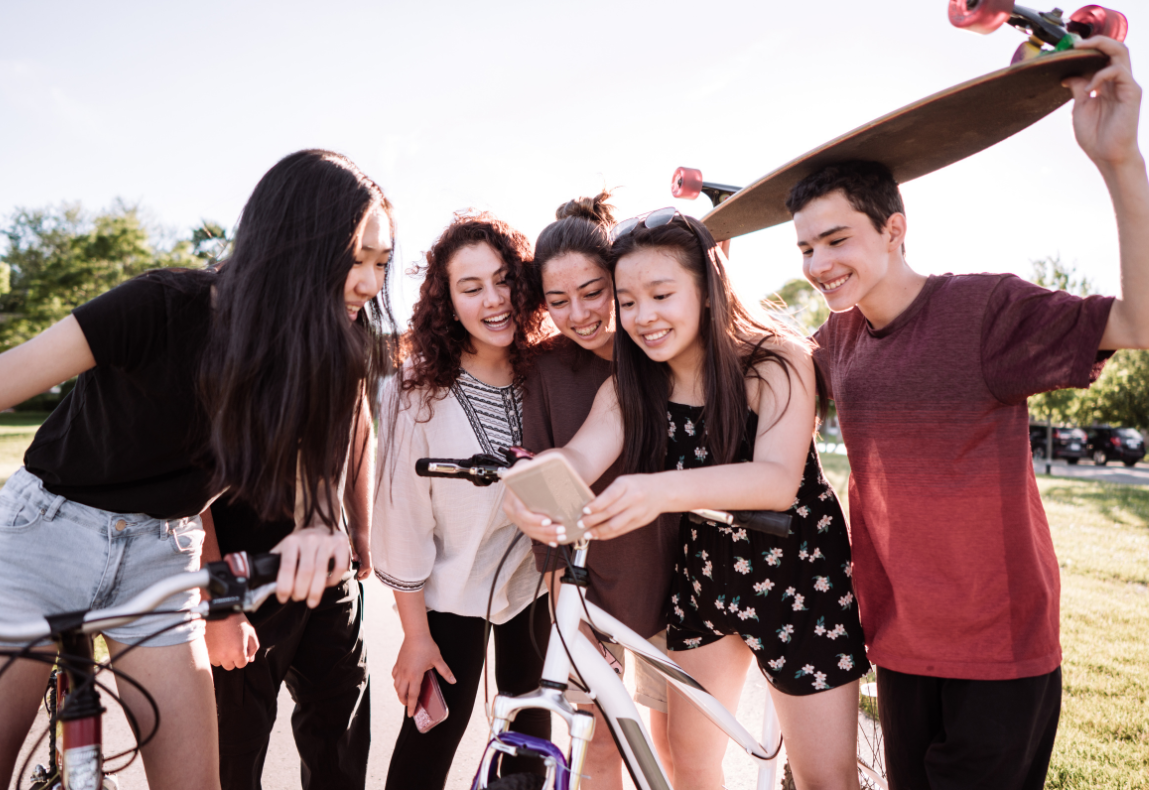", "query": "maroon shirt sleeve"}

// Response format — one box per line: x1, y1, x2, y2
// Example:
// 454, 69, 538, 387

811, 319, 835, 401
979, 275, 1115, 405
